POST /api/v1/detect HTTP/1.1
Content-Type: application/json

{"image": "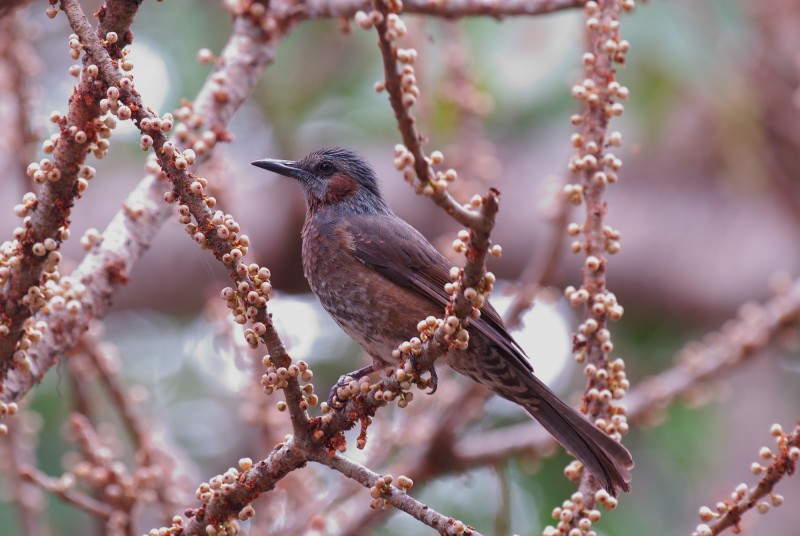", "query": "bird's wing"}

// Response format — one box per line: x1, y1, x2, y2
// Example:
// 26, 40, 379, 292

337, 213, 533, 373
